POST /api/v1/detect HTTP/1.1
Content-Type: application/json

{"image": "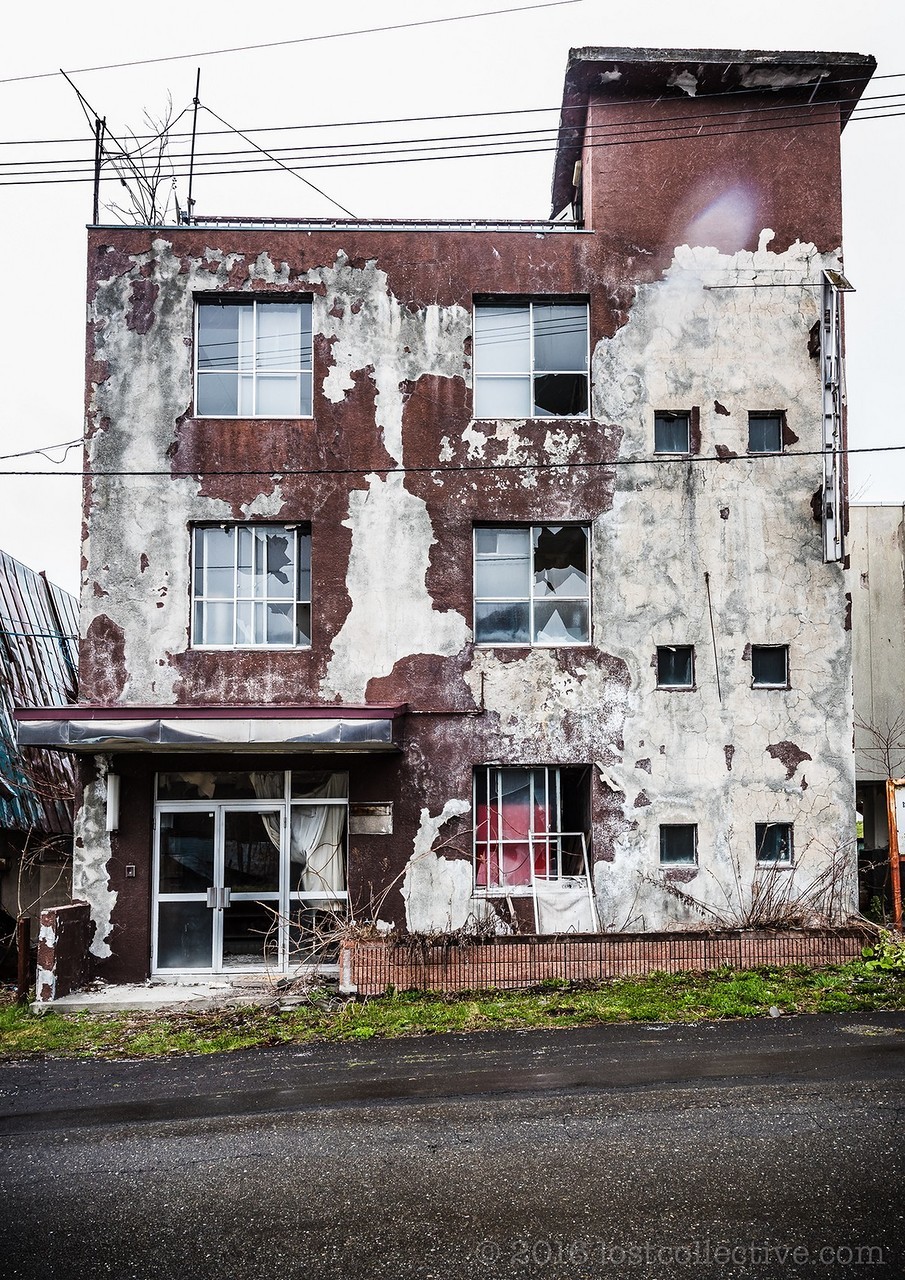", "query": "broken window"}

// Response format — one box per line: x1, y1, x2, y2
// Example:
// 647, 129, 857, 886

473, 301, 589, 418
747, 412, 784, 454
474, 524, 590, 645
659, 824, 697, 865
196, 299, 313, 417
192, 524, 311, 647
474, 766, 591, 890
755, 822, 793, 864
656, 645, 694, 688
751, 644, 789, 687
654, 411, 691, 454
